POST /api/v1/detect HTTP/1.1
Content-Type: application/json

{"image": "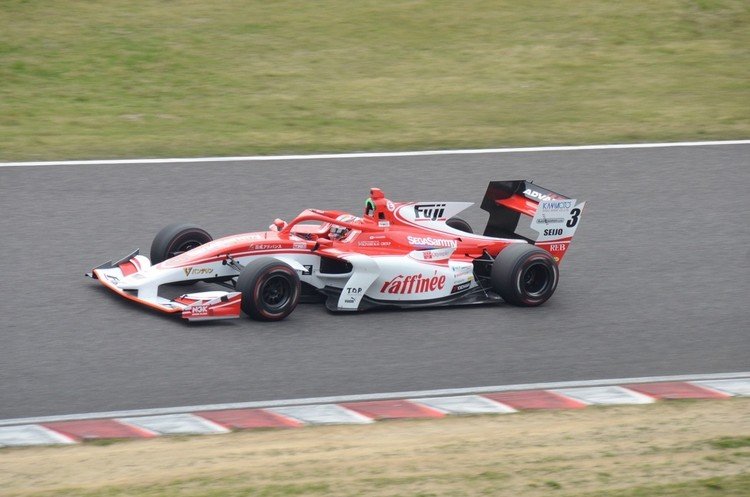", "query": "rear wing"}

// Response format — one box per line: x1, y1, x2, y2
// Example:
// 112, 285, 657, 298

480, 181, 585, 263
